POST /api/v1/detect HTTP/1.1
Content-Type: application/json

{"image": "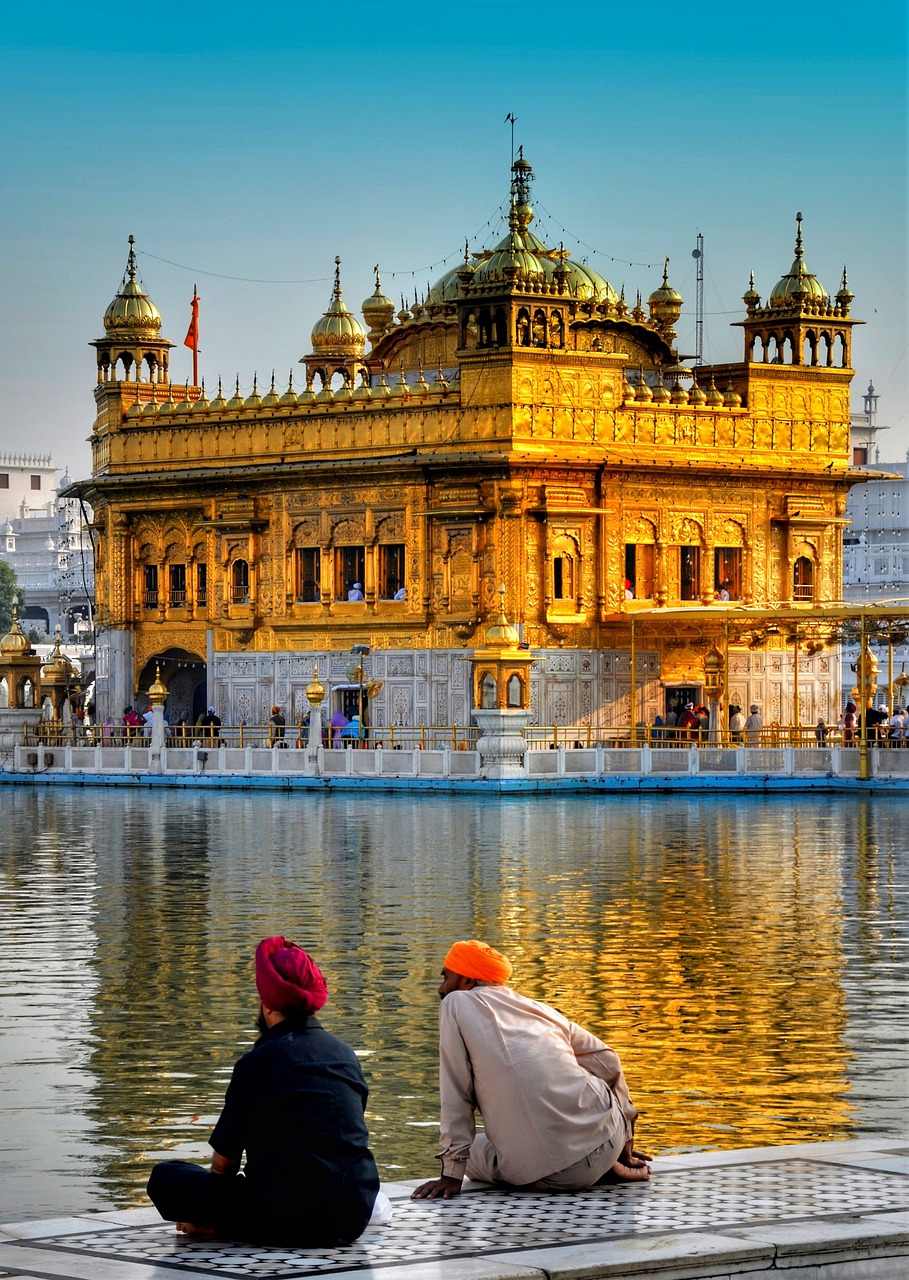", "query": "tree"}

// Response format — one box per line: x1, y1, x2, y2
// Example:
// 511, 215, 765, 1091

0, 561, 22, 634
